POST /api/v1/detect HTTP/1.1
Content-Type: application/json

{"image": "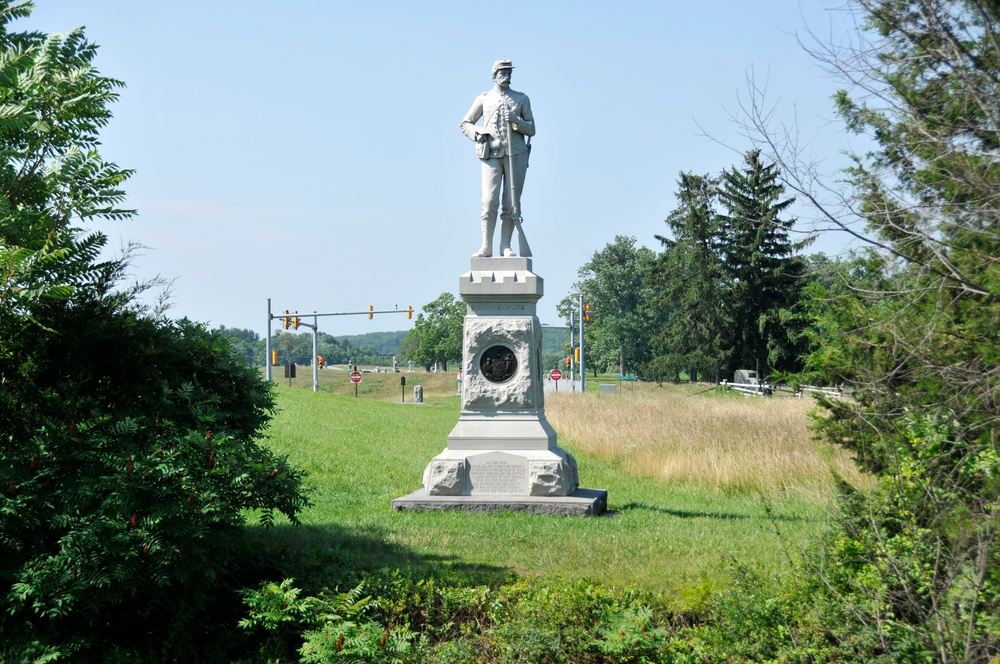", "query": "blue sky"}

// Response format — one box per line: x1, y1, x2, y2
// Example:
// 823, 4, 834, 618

23, 1, 865, 336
